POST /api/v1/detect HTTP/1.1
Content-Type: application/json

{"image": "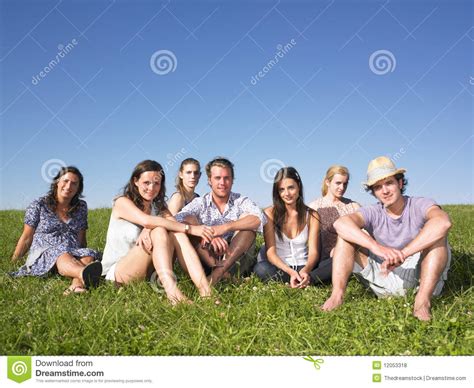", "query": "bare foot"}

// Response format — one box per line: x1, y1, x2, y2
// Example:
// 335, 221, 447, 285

166, 288, 191, 306
170, 297, 193, 306
413, 302, 432, 321
321, 293, 344, 311
198, 286, 212, 298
